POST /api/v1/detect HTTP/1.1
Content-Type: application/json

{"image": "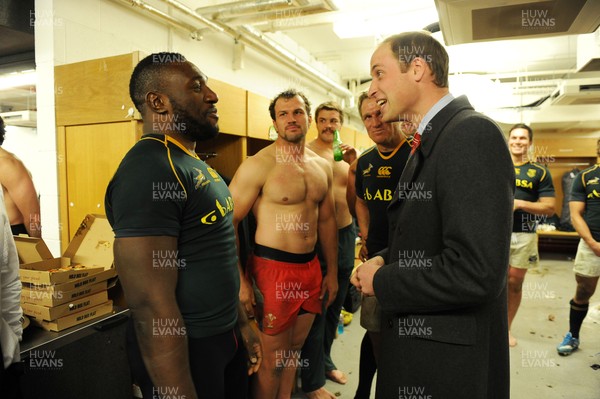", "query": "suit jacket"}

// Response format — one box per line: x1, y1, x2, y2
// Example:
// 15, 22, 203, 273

372, 96, 514, 399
